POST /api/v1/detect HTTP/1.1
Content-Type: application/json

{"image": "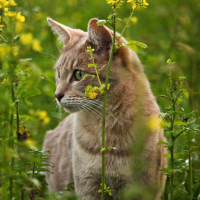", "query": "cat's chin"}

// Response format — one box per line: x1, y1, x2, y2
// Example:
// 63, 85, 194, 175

63, 107, 81, 113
